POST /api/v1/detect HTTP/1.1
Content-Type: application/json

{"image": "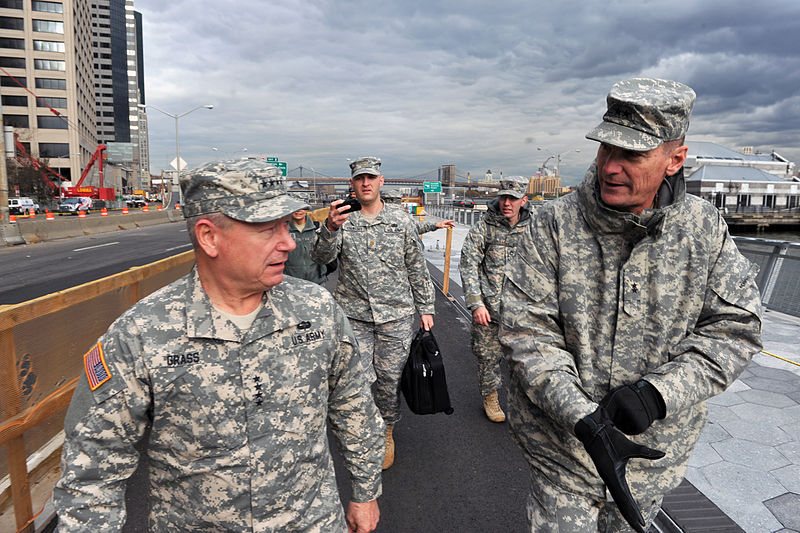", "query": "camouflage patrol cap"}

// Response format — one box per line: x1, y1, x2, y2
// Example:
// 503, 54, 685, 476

350, 156, 382, 178
382, 190, 403, 204
180, 159, 309, 222
497, 176, 529, 199
586, 78, 696, 151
